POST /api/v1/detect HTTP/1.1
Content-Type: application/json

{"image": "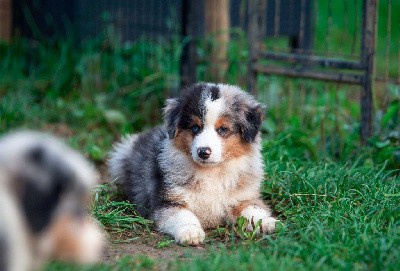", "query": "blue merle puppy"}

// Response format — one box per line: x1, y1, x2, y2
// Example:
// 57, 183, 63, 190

109, 83, 276, 245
